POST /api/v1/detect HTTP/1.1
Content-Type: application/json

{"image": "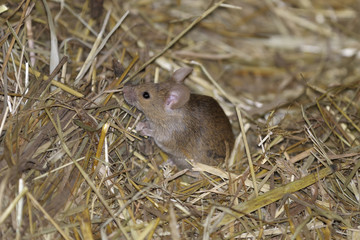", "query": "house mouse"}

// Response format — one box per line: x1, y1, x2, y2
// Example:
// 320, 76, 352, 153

123, 67, 234, 170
